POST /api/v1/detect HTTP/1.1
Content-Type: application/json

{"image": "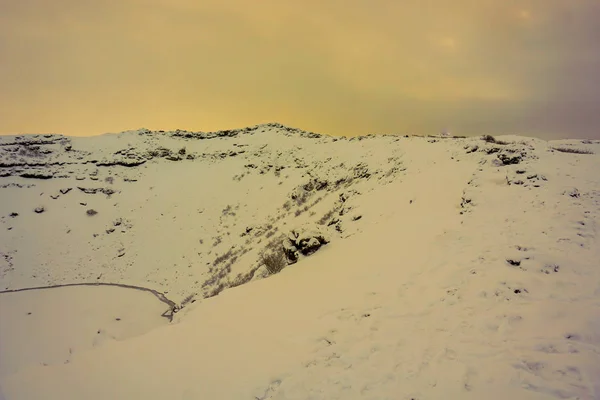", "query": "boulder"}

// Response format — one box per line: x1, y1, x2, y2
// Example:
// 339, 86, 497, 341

299, 237, 322, 255
287, 225, 330, 257
282, 239, 299, 264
